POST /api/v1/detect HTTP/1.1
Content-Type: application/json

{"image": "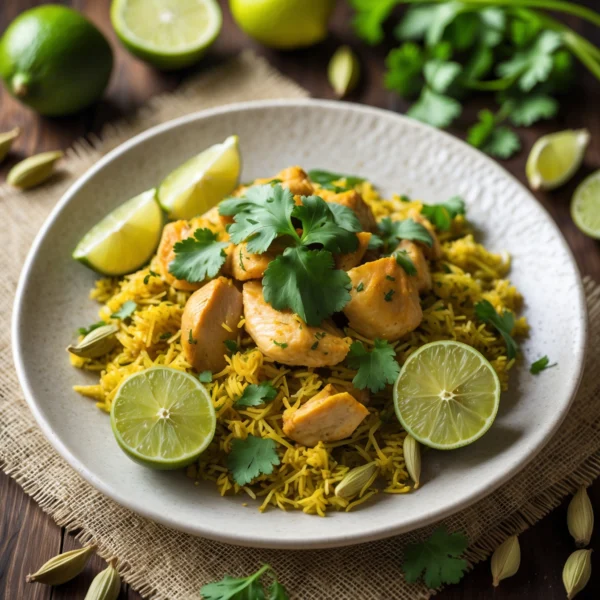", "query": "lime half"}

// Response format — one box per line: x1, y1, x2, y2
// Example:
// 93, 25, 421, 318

73, 188, 163, 276
111, 367, 216, 469
158, 135, 240, 220
110, 0, 222, 70
571, 170, 600, 239
526, 129, 590, 191
393, 341, 501, 450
